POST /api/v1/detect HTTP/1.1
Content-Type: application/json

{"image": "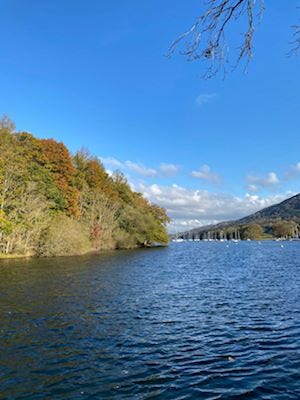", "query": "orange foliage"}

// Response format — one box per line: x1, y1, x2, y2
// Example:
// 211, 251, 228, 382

85, 158, 118, 199
40, 139, 80, 217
